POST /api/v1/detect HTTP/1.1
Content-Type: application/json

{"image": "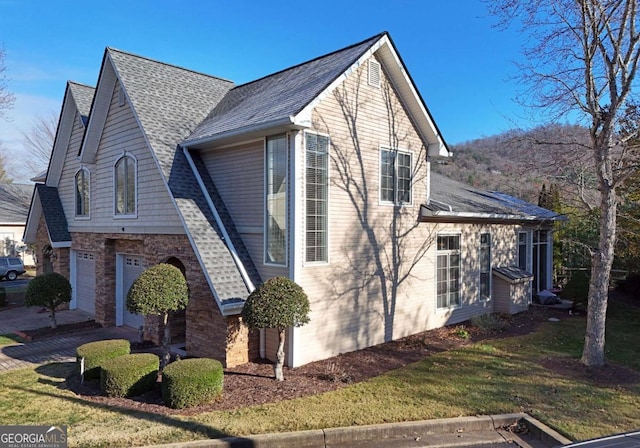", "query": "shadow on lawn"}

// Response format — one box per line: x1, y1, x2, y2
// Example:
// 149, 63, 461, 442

27, 362, 257, 447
